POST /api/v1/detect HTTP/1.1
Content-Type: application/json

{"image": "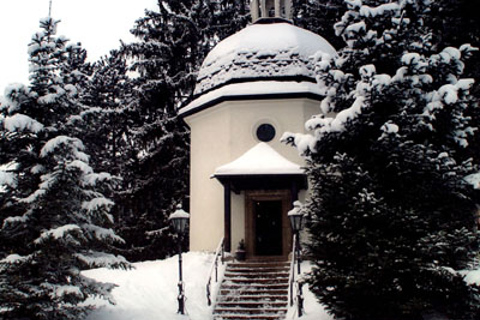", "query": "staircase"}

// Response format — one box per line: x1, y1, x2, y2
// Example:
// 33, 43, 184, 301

213, 261, 290, 320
